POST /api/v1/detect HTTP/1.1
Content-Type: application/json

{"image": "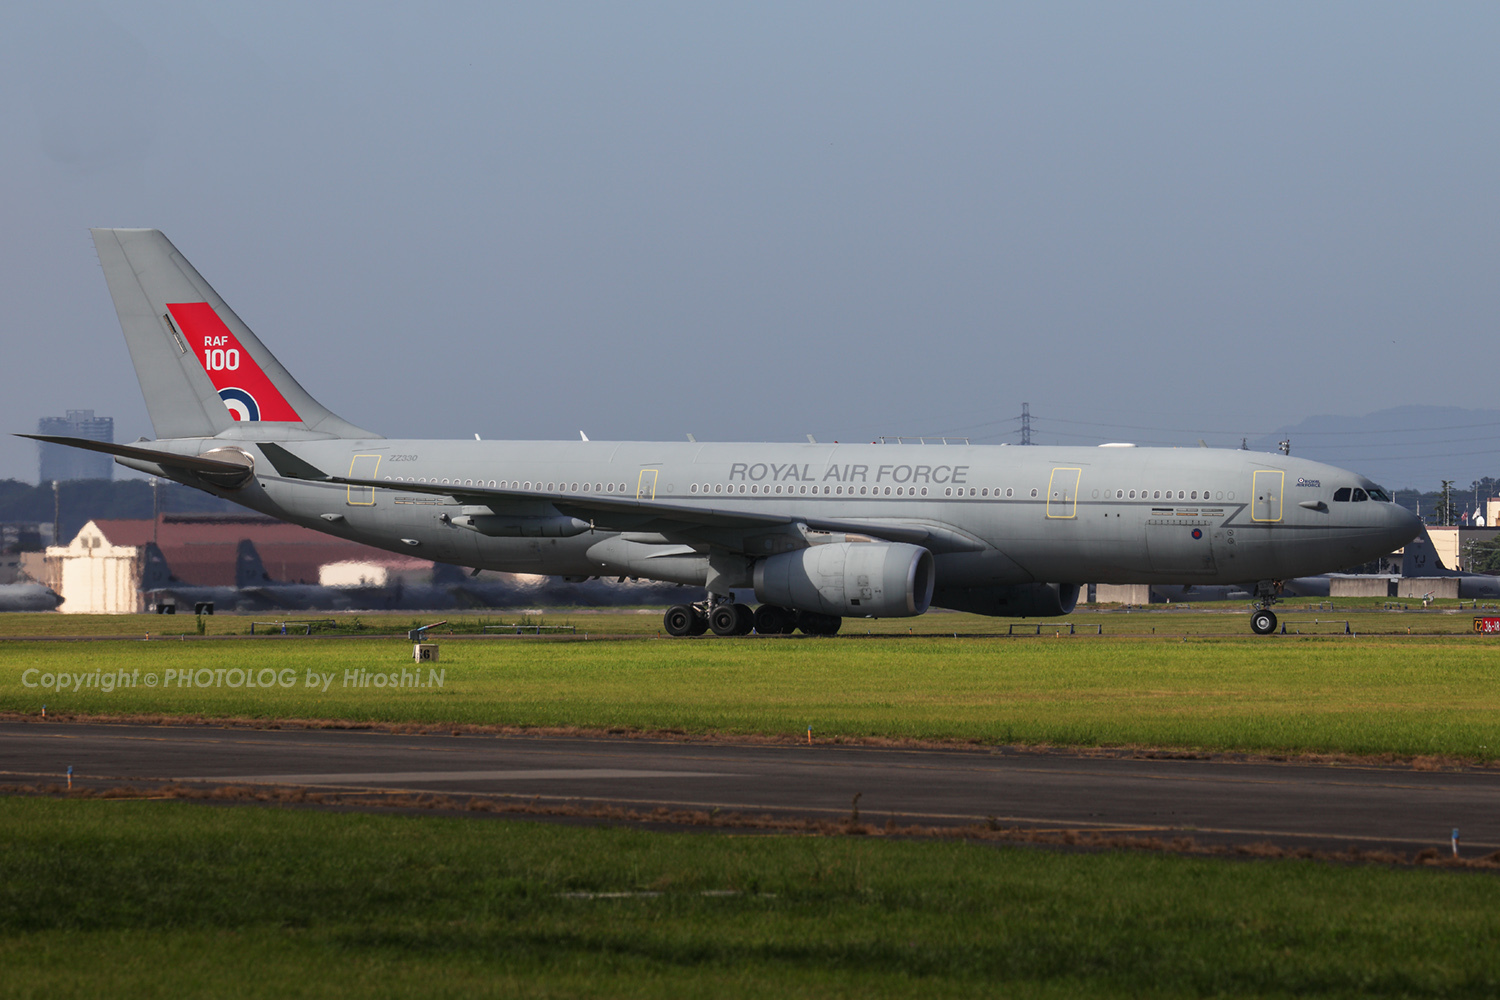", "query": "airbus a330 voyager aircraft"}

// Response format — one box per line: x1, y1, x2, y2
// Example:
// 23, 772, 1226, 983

27, 230, 1422, 636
